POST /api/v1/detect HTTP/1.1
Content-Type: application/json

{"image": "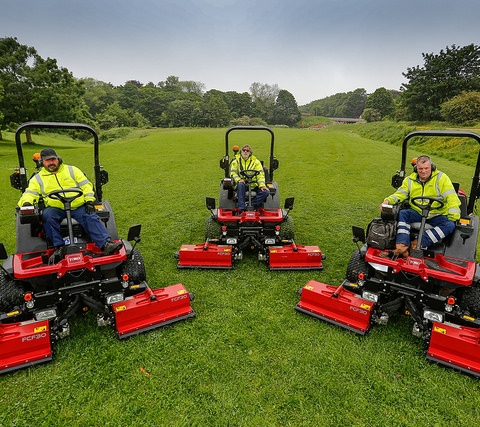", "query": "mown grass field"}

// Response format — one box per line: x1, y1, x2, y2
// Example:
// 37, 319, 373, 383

1, 125, 480, 426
